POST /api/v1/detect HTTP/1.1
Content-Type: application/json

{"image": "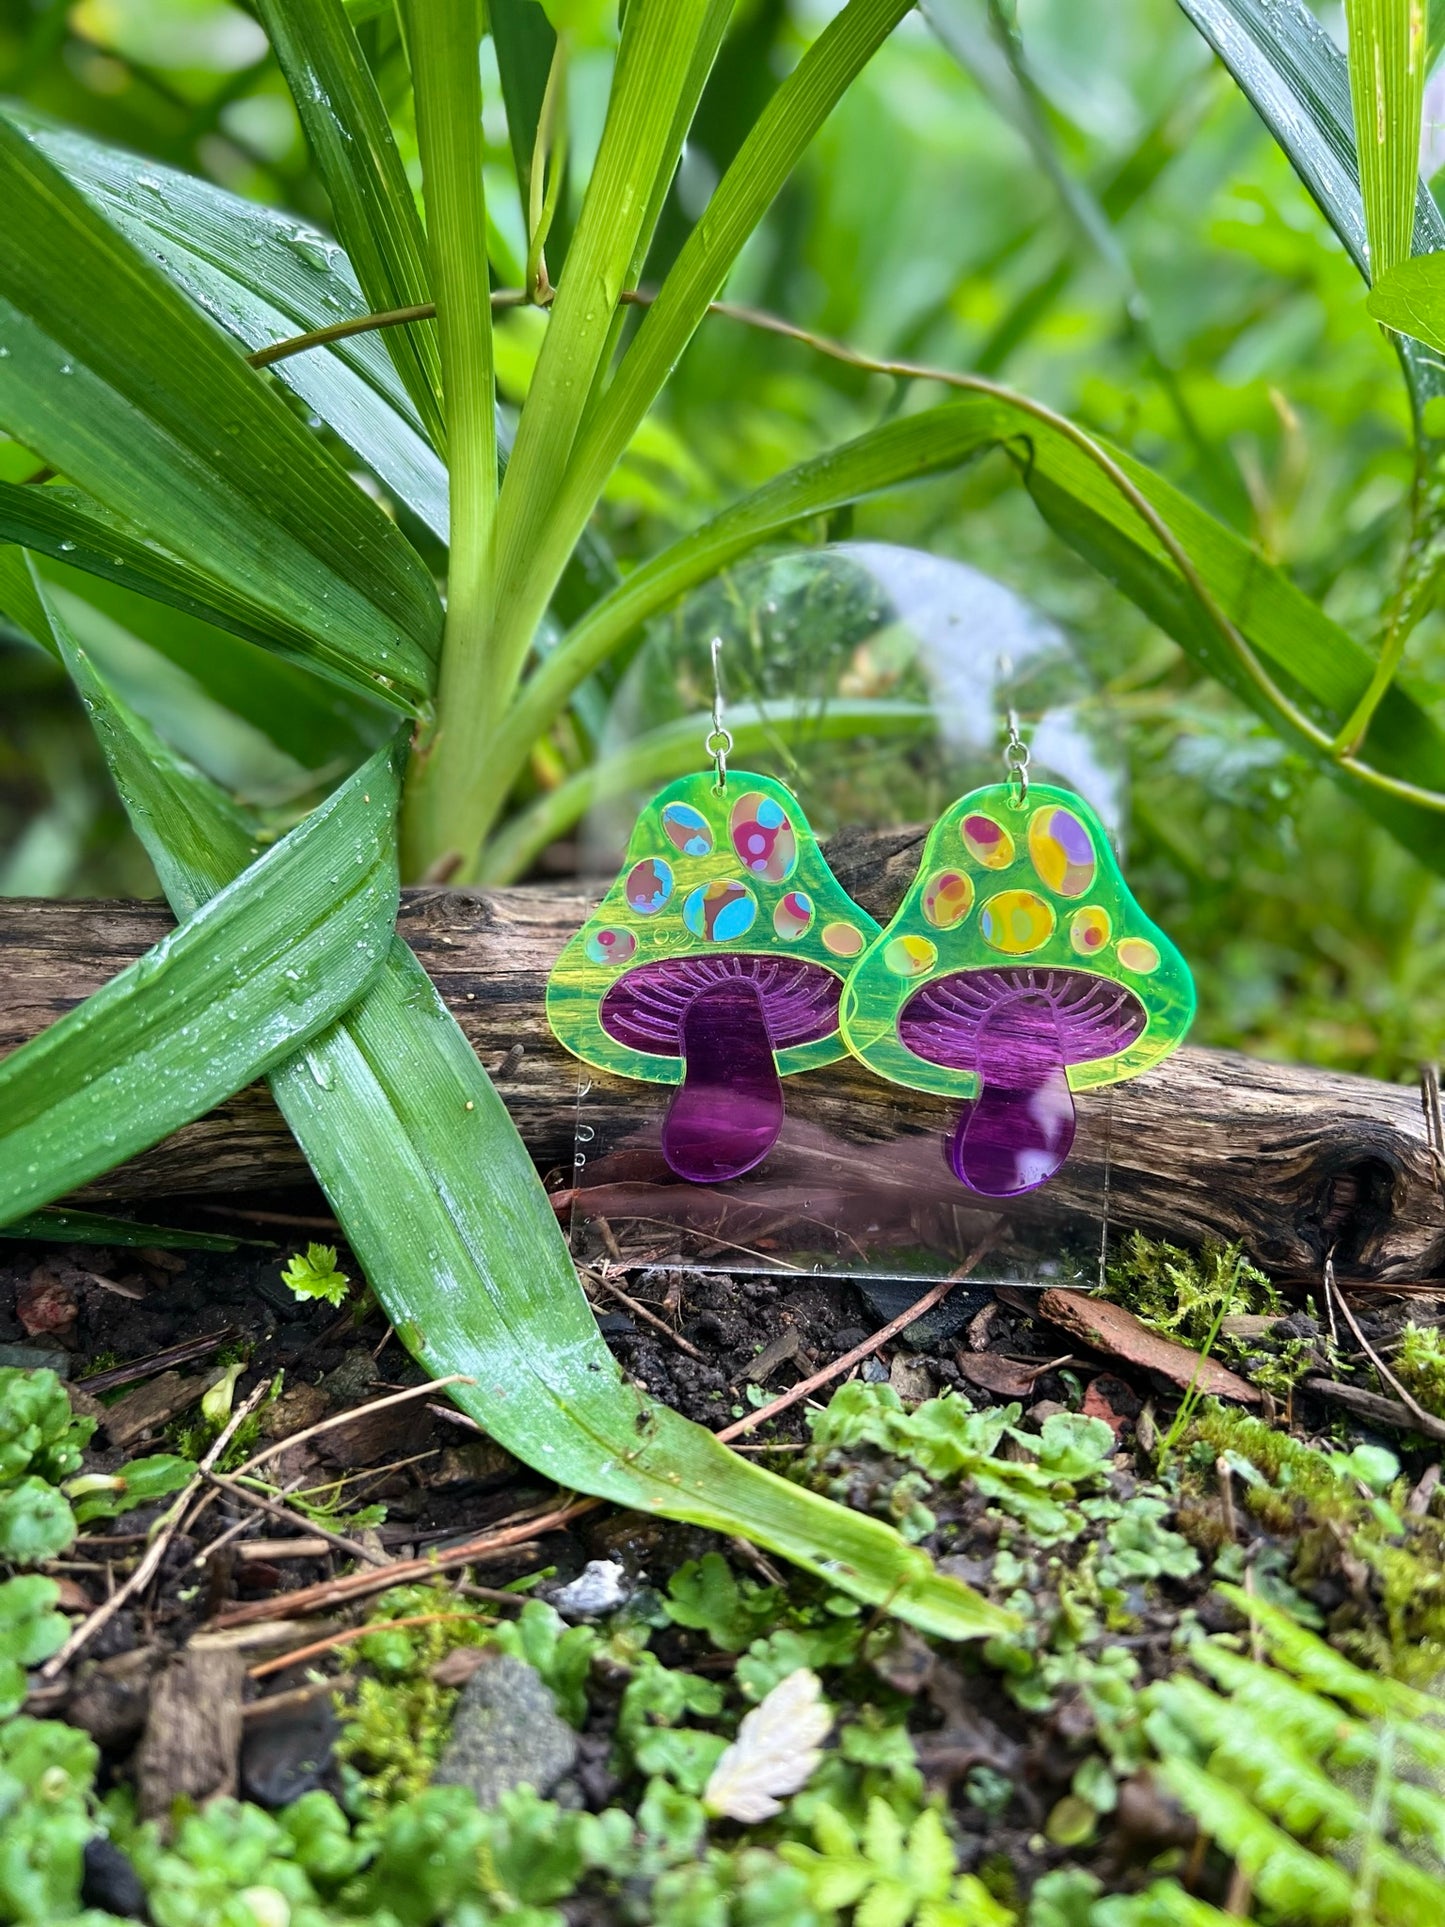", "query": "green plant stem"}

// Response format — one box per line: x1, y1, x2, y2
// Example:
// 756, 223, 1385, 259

251, 292, 1445, 848
396, 0, 498, 883
525, 33, 569, 301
